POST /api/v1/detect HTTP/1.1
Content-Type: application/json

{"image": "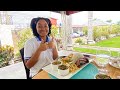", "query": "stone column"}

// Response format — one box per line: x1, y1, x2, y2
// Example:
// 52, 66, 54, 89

66, 15, 73, 50
60, 11, 67, 50
60, 11, 73, 50
87, 11, 95, 44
